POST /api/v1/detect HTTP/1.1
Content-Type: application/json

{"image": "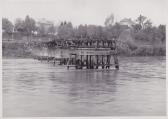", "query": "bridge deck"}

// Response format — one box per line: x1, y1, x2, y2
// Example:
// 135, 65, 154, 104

33, 38, 119, 69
